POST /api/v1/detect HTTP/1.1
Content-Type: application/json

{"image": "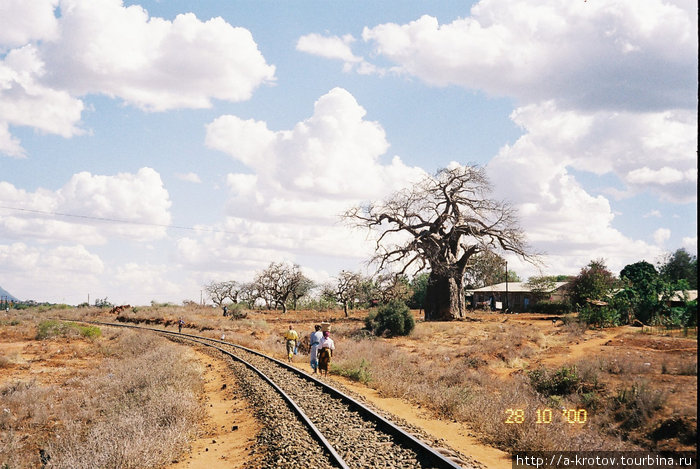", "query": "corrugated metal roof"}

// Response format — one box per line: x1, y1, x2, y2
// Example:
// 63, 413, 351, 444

663, 290, 698, 302
466, 282, 568, 293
